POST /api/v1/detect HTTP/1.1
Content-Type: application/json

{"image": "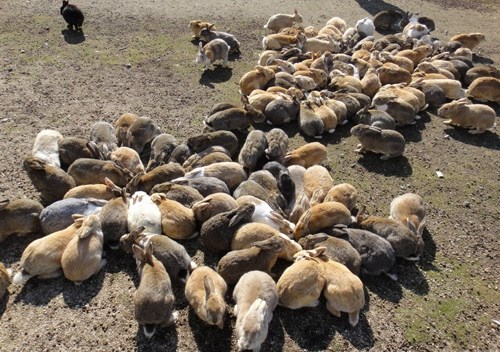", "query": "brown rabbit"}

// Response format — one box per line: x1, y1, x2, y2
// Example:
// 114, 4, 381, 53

185, 266, 227, 329
294, 202, 353, 240
389, 193, 426, 235
0, 262, 11, 298
132, 242, 176, 339
0, 198, 43, 243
